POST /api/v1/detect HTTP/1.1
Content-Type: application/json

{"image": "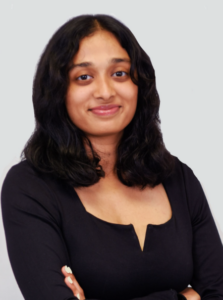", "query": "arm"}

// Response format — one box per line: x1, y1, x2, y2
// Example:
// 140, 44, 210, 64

62, 265, 190, 300
0, 162, 191, 300
181, 161, 223, 299
1, 163, 78, 300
